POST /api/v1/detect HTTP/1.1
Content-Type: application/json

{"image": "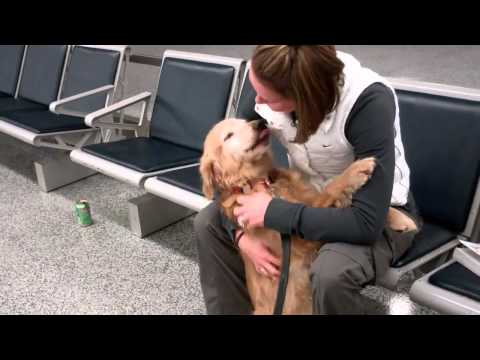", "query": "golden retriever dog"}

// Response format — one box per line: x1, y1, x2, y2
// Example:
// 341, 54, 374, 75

200, 118, 417, 314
